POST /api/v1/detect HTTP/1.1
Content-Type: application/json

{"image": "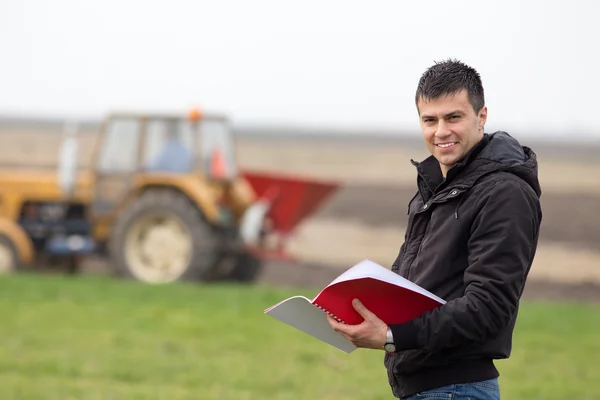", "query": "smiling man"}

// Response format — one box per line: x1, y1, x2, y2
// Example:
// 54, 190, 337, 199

328, 59, 543, 399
